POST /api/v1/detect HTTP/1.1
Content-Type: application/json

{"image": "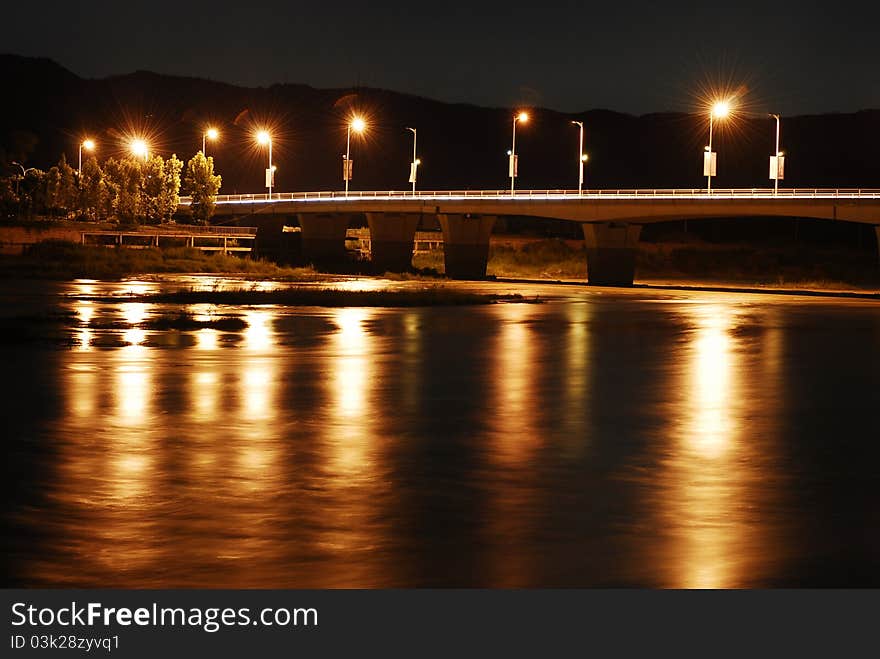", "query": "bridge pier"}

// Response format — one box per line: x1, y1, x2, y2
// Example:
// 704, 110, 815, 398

582, 222, 643, 286
366, 212, 420, 272
297, 213, 355, 267
438, 214, 496, 279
